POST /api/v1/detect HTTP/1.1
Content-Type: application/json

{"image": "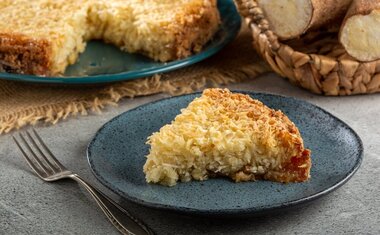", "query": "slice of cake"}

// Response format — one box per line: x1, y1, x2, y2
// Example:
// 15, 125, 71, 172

0, 0, 220, 76
143, 88, 311, 186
